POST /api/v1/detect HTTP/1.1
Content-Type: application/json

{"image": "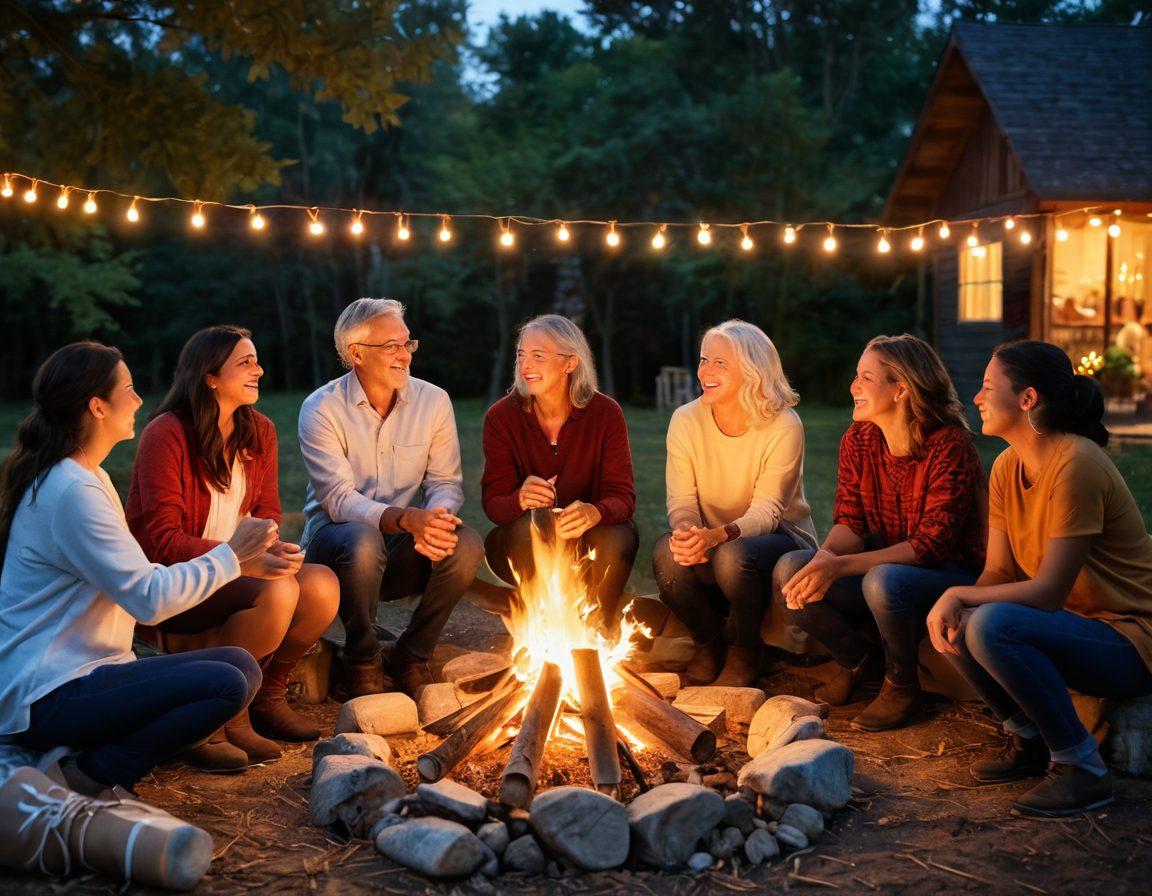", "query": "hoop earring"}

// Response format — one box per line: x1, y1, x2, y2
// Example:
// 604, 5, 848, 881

1026, 409, 1044, 436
